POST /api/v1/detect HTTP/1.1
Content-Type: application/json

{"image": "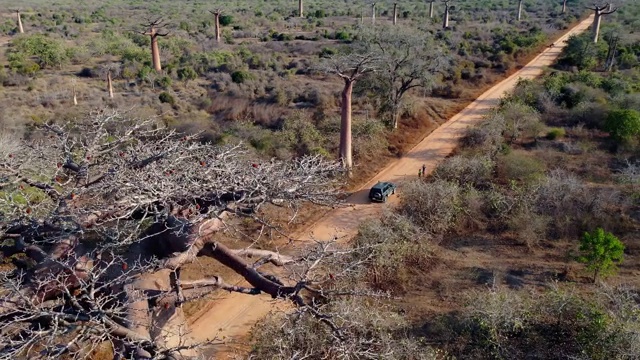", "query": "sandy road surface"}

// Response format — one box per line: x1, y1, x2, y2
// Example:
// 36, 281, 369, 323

188, 15, 595, 357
